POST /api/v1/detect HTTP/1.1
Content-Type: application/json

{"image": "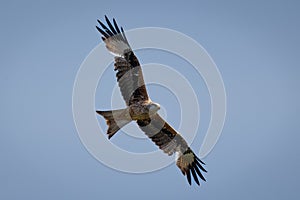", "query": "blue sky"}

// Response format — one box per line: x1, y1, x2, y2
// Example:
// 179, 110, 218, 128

1, 0, 300, 199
